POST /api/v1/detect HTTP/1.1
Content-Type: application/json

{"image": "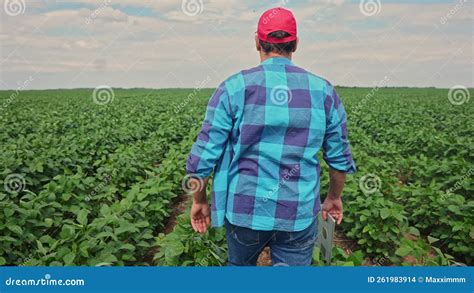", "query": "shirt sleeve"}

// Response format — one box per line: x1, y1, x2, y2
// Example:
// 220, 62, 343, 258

186, 83, 233, 178
322, 84, 356, 173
